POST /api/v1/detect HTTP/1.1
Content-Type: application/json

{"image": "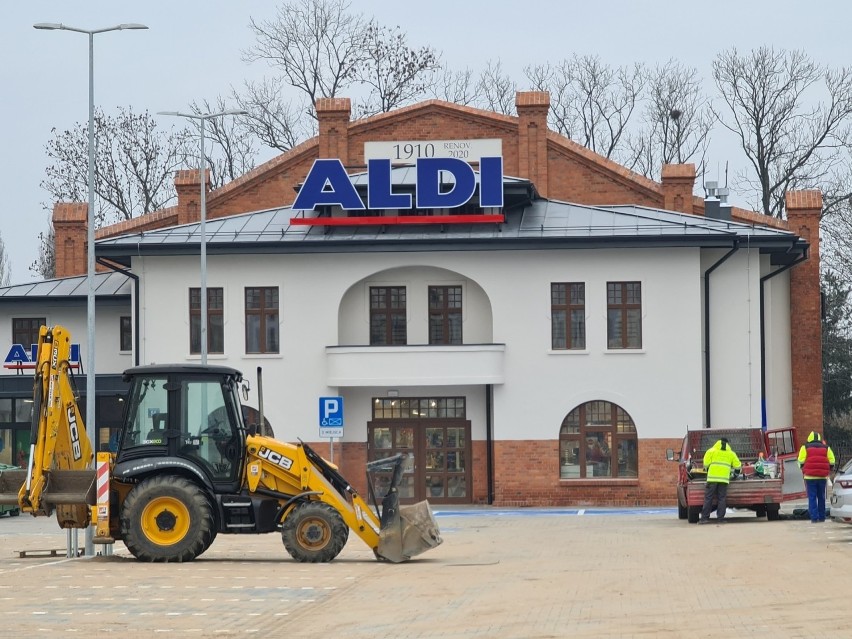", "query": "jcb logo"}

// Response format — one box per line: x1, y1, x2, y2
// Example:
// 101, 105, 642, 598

67, 407, 82, 461
257, 446, 293, 470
